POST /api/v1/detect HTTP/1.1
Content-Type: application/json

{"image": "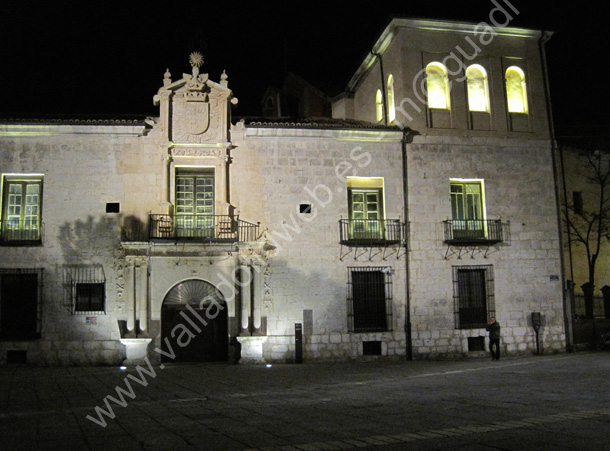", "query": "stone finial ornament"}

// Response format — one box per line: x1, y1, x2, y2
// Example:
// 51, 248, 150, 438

189, 52, 204, 77
163, 68, 172, 86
